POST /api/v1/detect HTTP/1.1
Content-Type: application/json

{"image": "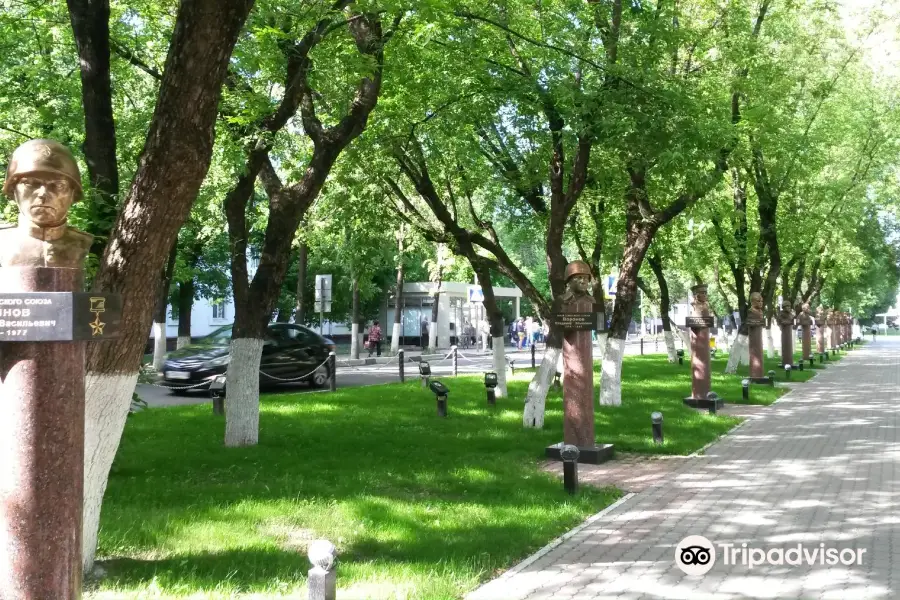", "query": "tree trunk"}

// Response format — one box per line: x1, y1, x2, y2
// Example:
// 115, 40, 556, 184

350, 276, 360, 359
66, 0, 119, 258
474, 262, 507, 398
177, 279, 193, 349
391, 228, 404, 355
275, 300, 292, 322
647, 253, 676, 362
152, 242, 178, 371
601, 219, 655, 406
523, 325, 561, 428
725, 333, 749, 374
429, 289, 439, 351
81, 0, 256, 573
224, 338, 264, 446
295, 242, 308, 324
